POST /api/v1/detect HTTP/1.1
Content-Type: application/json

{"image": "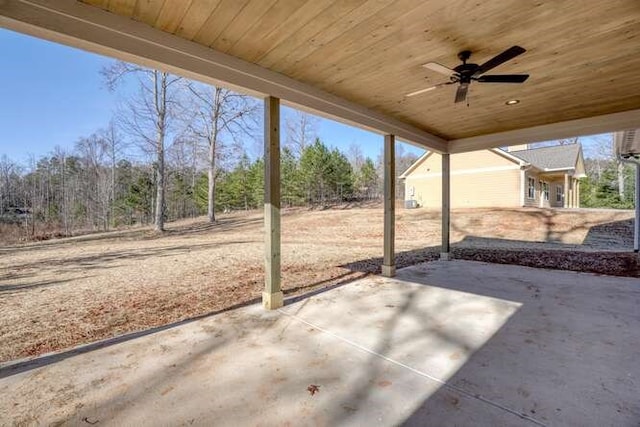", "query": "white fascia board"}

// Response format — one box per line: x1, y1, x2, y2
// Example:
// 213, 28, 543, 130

489, 148, 528, 166
398, 151, 432, 178
544, 167, 575, 172
0, 0, 448, 153
448, 109, 640, 154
